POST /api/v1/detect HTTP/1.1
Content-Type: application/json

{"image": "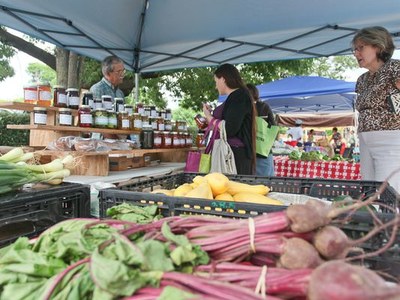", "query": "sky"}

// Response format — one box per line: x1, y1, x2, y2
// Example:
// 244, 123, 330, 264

1, 50, 400, 101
